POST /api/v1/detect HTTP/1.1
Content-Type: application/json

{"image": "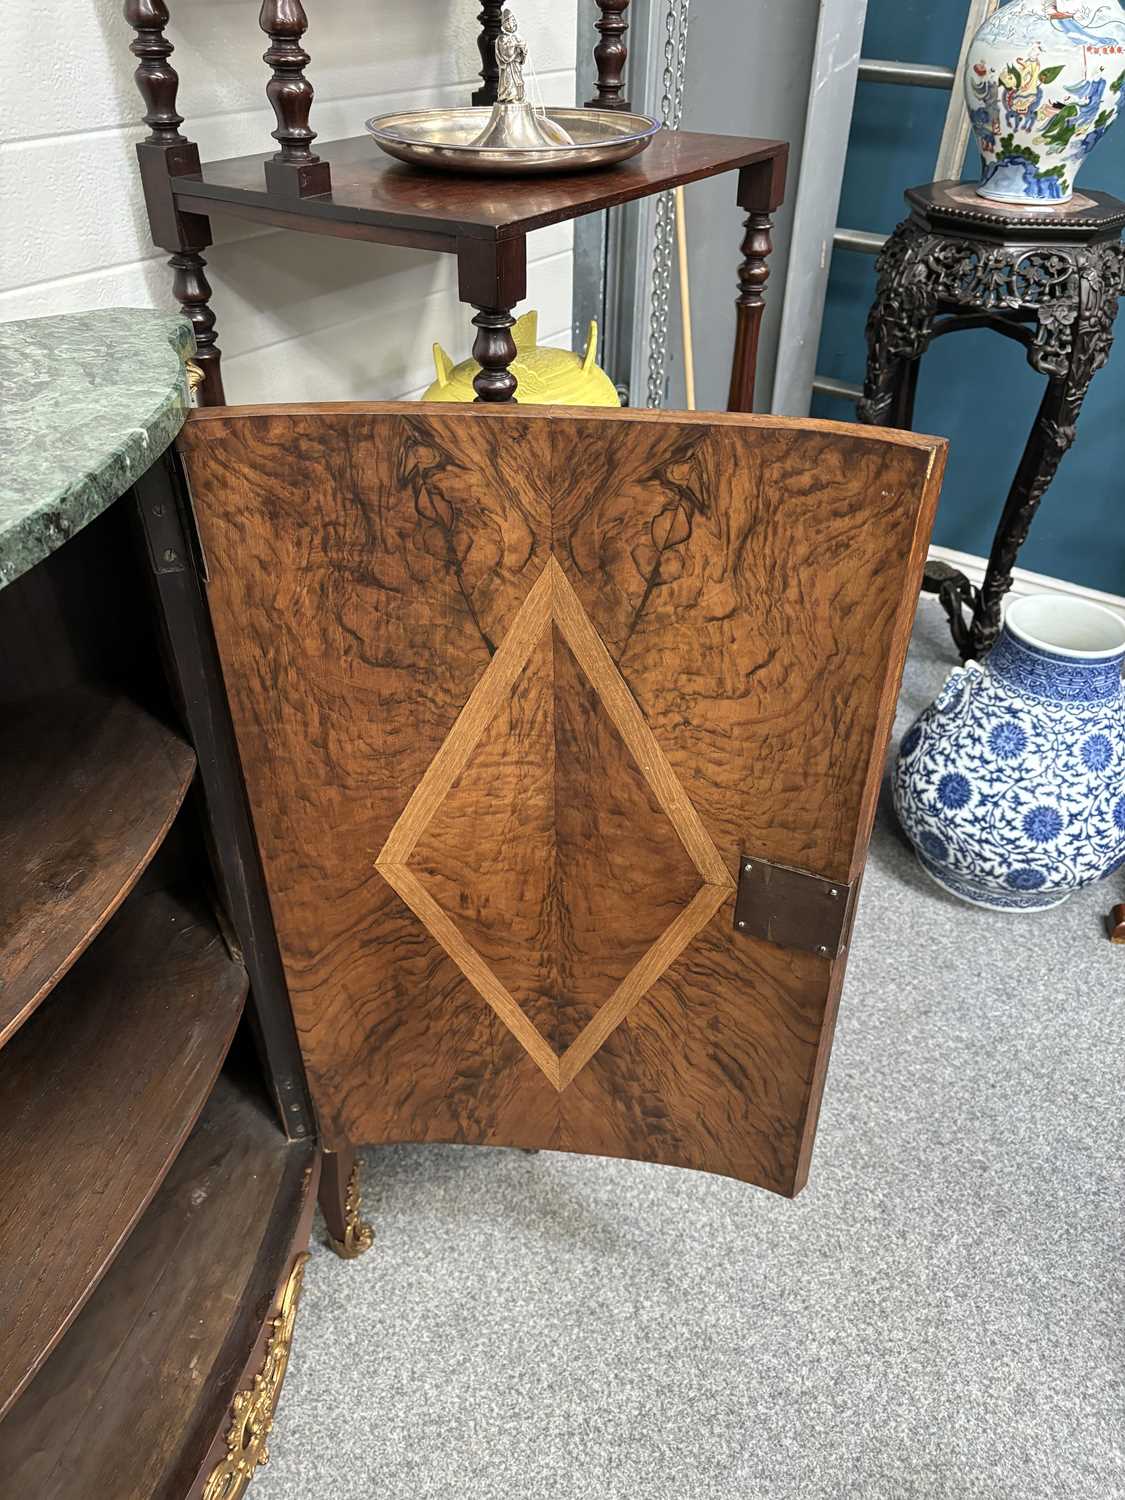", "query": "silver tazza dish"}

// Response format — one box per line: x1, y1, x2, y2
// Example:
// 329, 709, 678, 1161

364, 107, 662, 176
